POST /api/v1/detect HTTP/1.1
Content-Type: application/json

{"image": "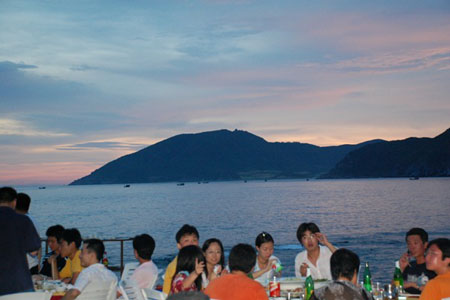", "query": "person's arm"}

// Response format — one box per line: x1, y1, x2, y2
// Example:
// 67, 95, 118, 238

252, 258, 276, 279
399, 252, 410, 272
61, 289, 81, 300
181, 259, 204, 289
71, 272, 80, 284
163, 257, 177, 294
315, 233, 336, 253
